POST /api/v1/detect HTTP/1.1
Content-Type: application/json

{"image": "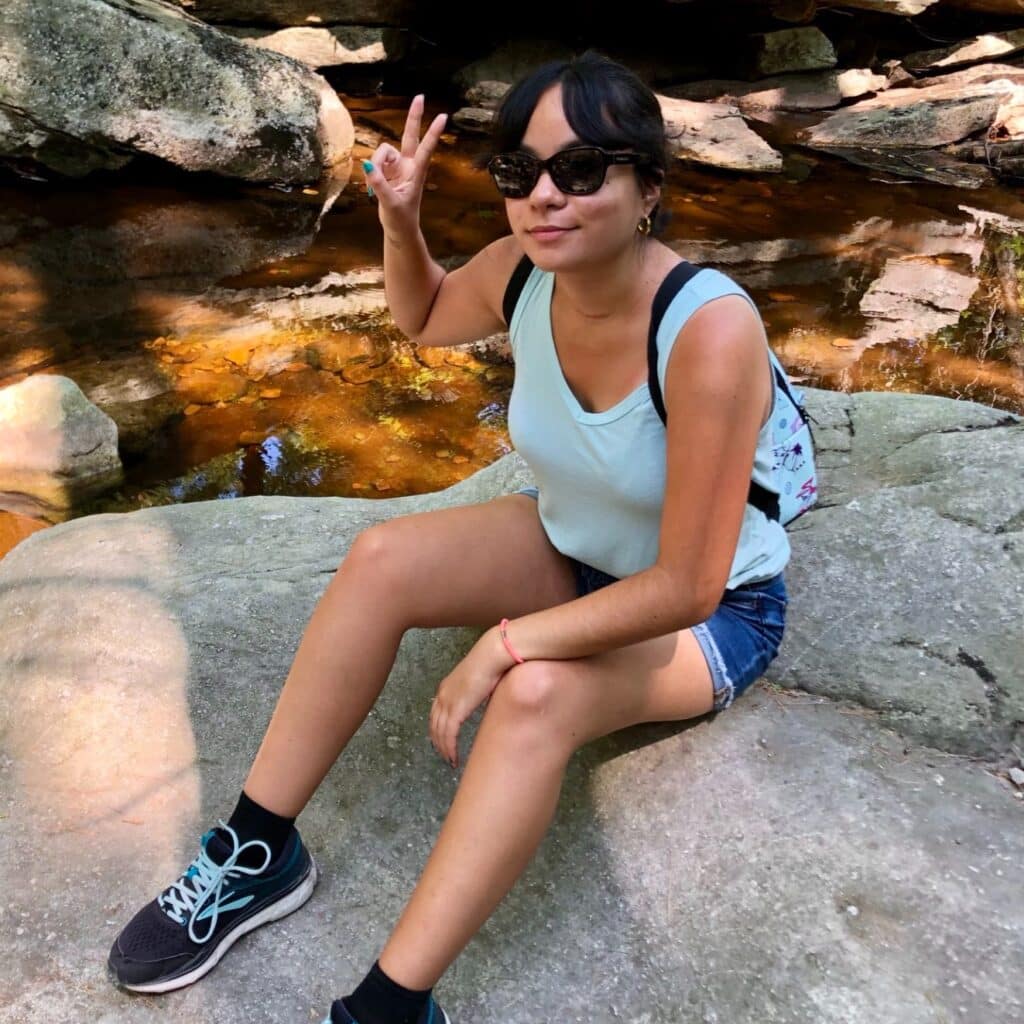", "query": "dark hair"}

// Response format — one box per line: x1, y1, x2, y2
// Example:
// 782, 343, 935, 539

472, 49, 677, 237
